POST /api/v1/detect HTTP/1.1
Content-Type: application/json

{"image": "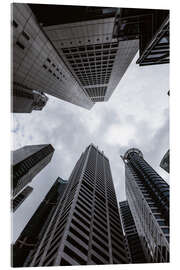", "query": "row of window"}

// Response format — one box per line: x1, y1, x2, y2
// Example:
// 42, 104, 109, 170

62, 43, 119, 54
